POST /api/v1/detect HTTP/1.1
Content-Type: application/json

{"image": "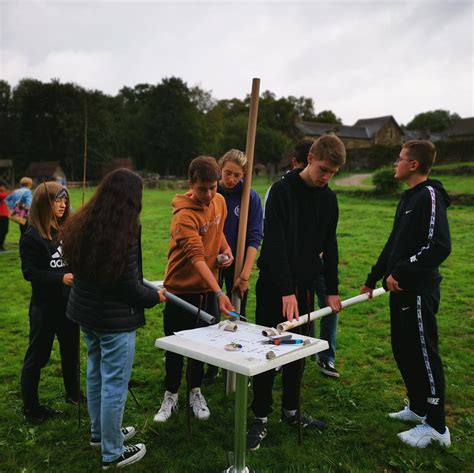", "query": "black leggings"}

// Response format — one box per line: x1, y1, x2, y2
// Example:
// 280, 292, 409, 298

21, 302, 80, 411
251, 276, 314, 417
